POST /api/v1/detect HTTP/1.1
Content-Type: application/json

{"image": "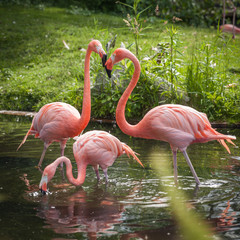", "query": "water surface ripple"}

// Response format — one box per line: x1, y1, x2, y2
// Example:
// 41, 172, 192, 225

0, 115, 239, 240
